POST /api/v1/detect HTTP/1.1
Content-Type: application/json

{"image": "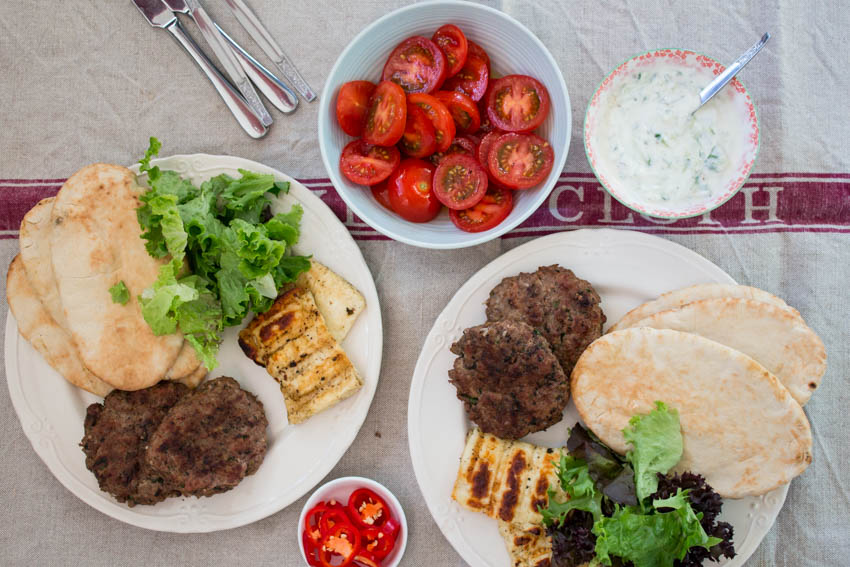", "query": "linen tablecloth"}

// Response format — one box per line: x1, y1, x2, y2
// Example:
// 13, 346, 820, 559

1, 1, 848, 565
